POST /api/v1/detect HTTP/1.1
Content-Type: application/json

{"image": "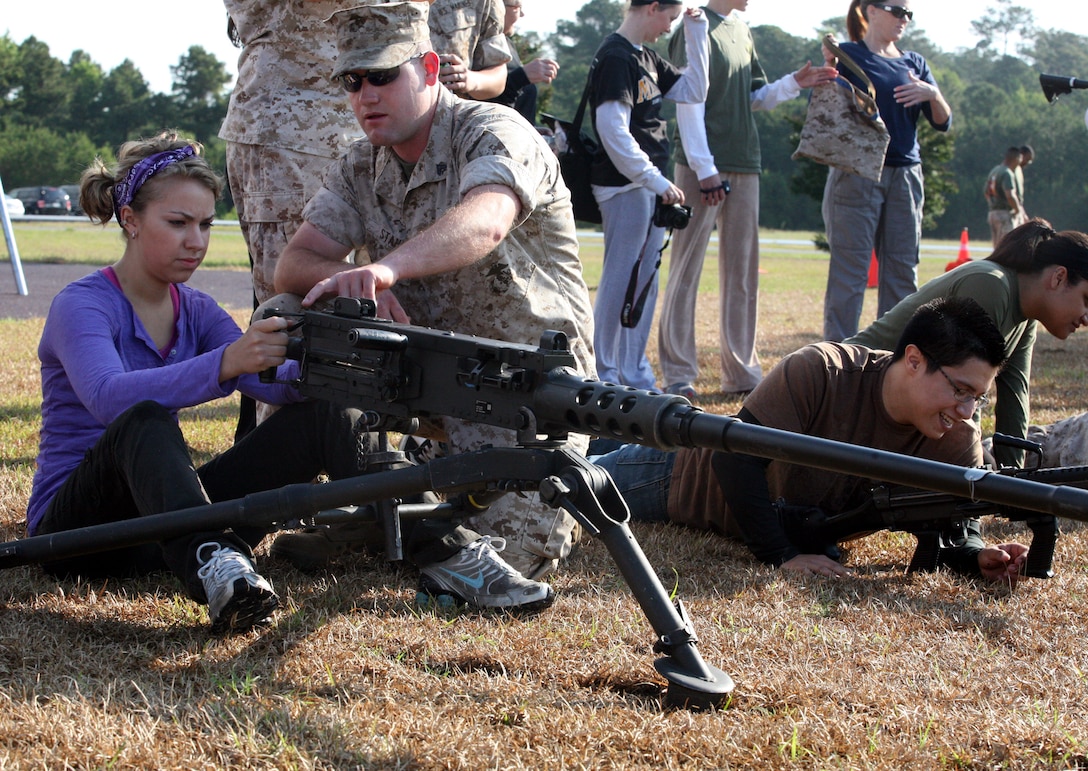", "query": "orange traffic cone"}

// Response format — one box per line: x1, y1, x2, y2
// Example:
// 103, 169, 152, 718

945, 228, 970, 272
866, 250, 878, 288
